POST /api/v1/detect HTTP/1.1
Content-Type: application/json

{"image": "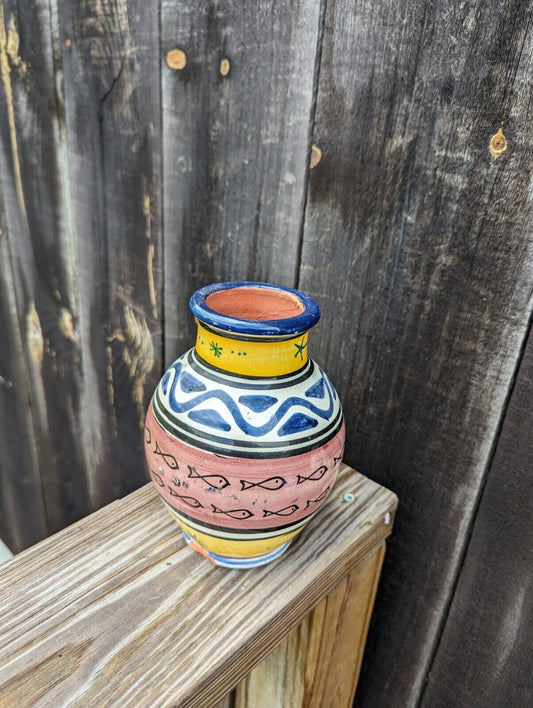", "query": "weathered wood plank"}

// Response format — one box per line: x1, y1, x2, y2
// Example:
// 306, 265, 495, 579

299, 0, 533, 704
234, 545, 386, 708
0, 195, 47, 551
0, 0, 91, 542
54, 0, 162, 509
210, 698, 233, 708
161, 0, 322, 360
421, 324, 533, 707
0, 465, 397, 708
